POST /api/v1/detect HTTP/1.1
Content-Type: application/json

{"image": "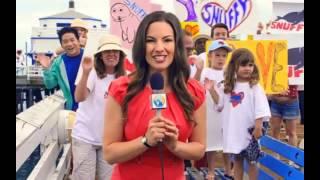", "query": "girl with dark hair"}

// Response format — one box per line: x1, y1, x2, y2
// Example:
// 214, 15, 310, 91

218, 48, 270, 180
103, 11, 206, 179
